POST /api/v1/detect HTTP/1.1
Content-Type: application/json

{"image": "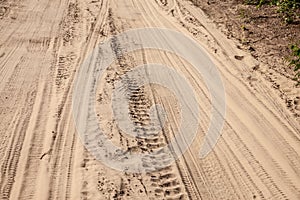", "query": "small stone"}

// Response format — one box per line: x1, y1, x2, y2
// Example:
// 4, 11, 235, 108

234, 55, 244, 60
252, 64, 259, 71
